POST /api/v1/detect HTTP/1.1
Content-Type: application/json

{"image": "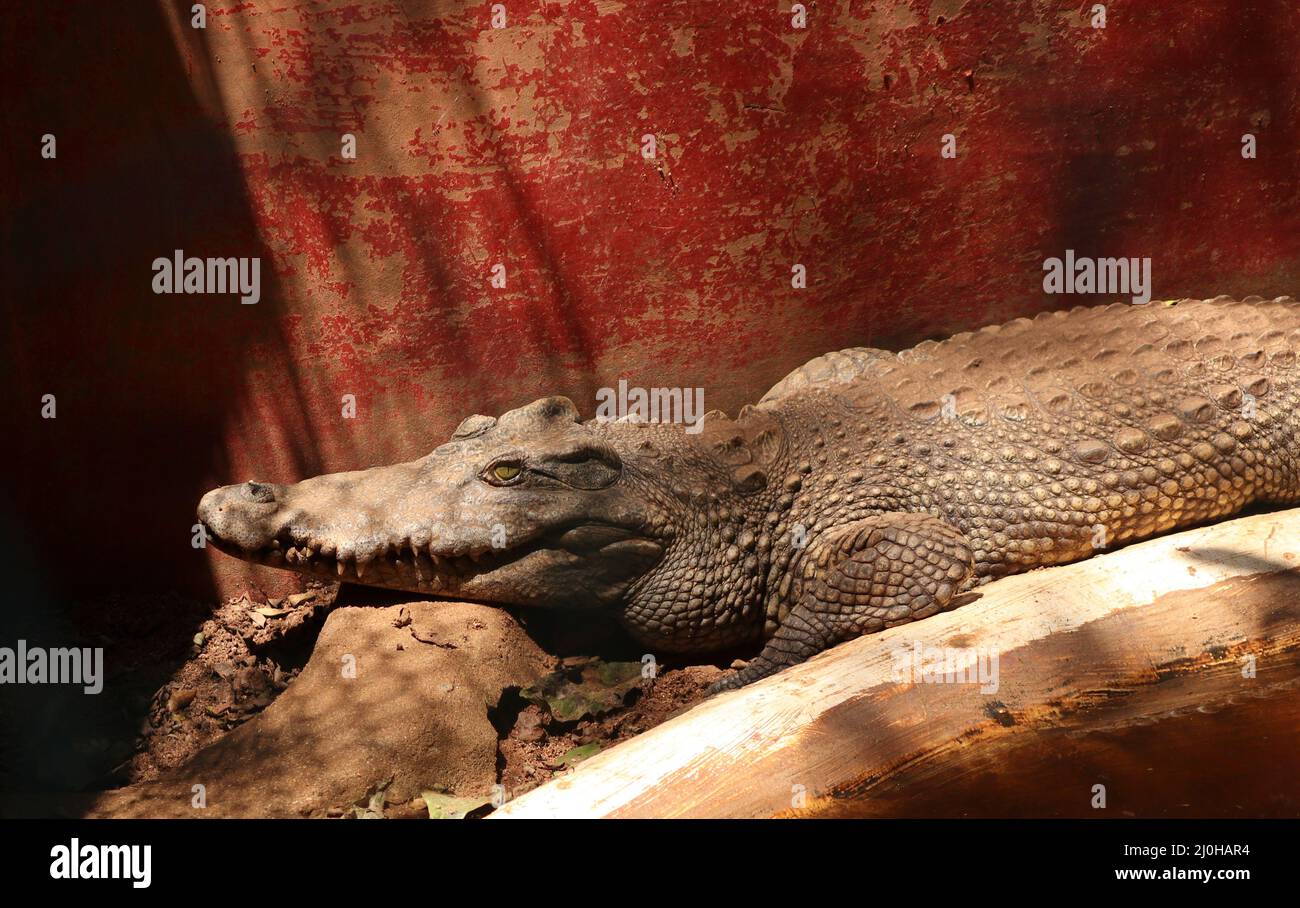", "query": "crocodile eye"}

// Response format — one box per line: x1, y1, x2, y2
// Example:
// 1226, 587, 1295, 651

492, 464, 522, 483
